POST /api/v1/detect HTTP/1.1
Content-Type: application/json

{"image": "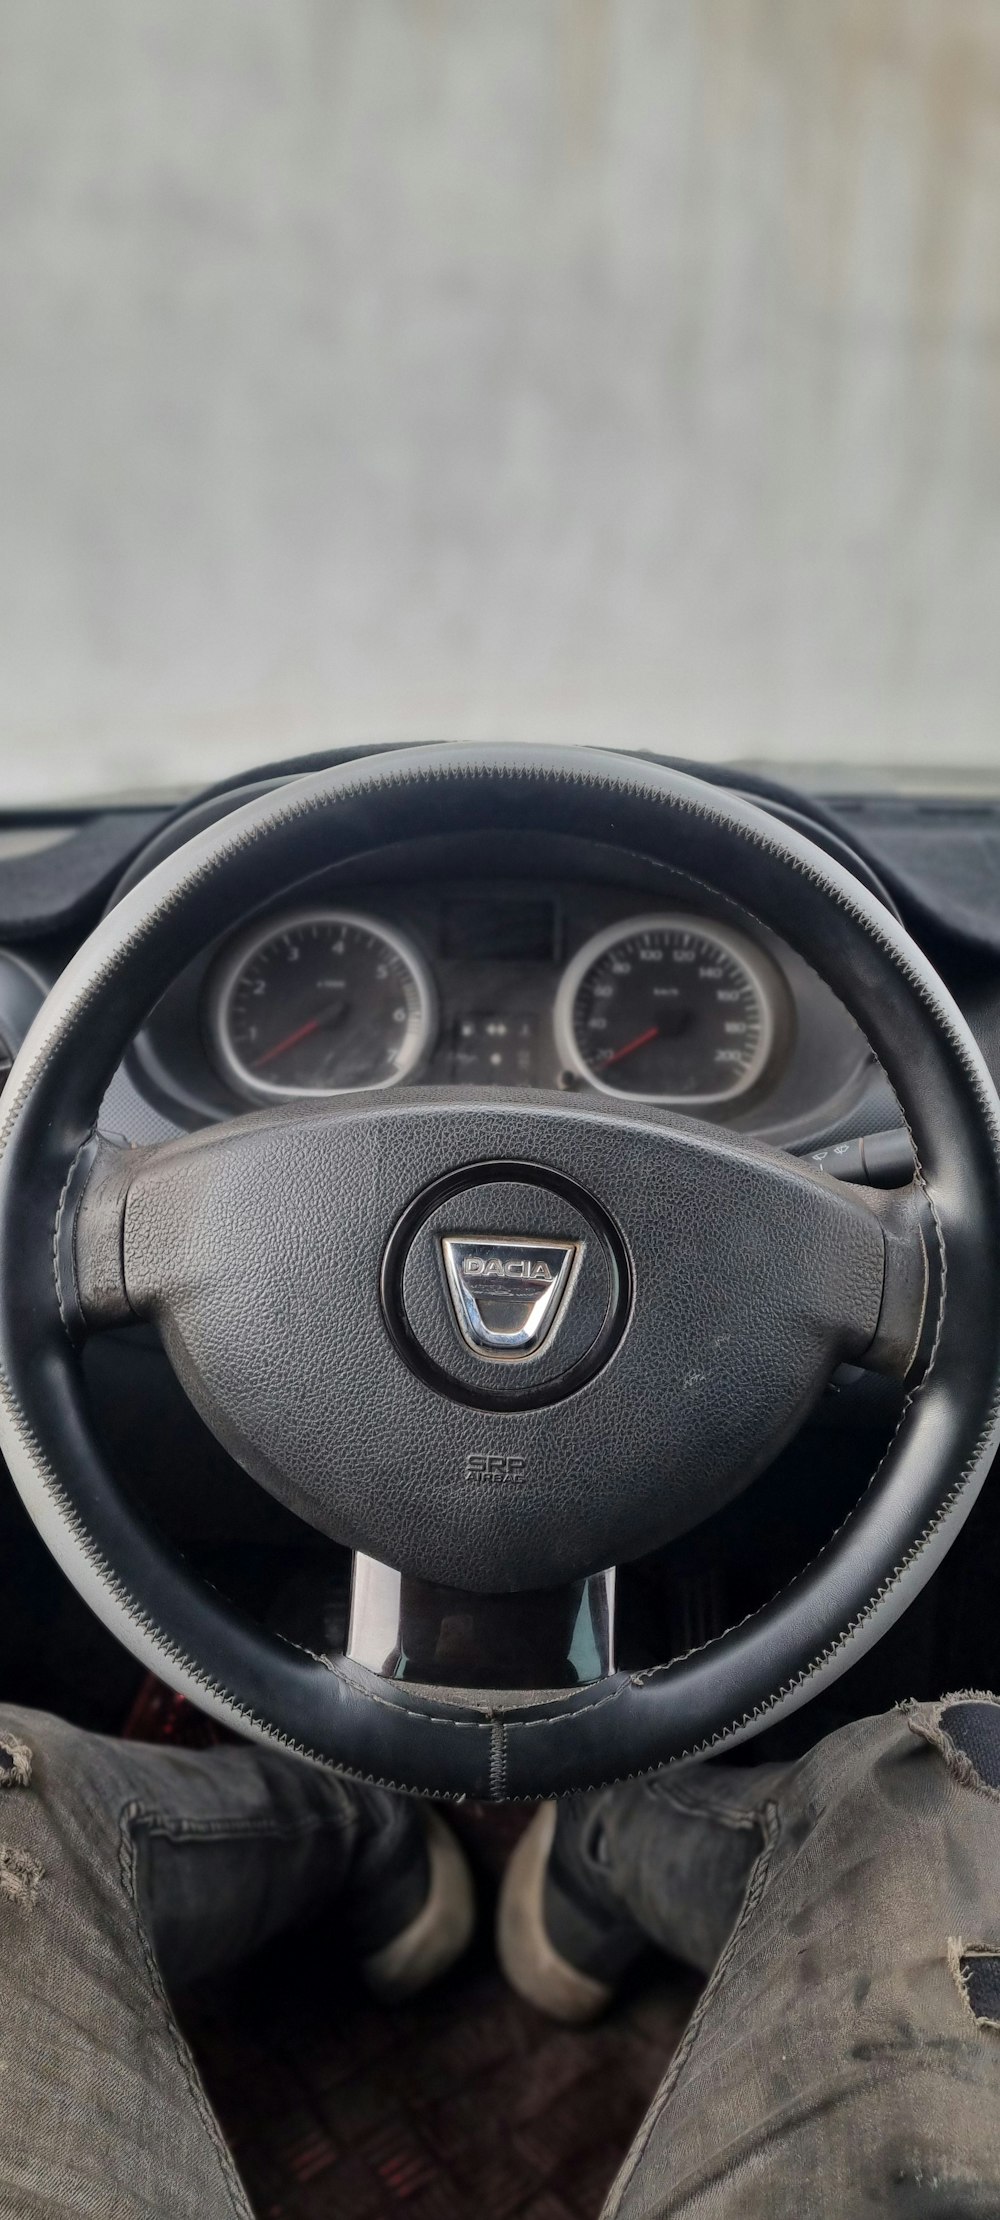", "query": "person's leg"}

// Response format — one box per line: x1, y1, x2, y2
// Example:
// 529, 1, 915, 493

500, 1696, 1000, 2217
499, 1758, 773, 2021
0, 1703, 473, 2220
